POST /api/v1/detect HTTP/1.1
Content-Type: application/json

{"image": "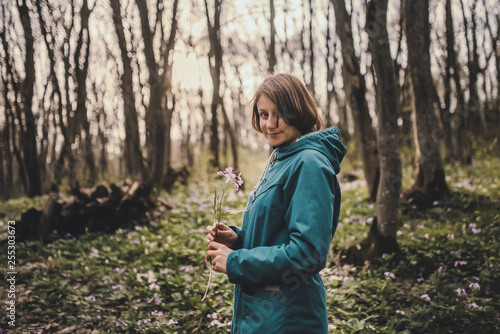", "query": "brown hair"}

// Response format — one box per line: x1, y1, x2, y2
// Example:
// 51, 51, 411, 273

251, 73, 322, 135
